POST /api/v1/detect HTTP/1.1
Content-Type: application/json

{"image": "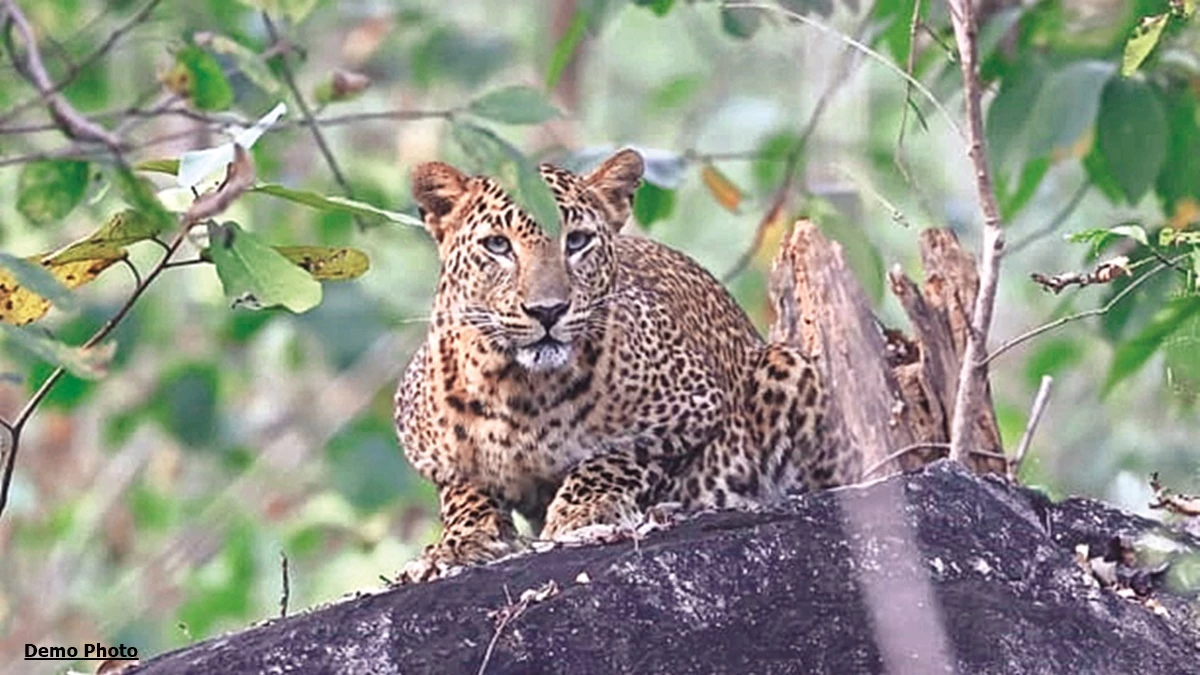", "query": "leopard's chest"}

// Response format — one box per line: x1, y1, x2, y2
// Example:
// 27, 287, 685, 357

439, 379, 610, 513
